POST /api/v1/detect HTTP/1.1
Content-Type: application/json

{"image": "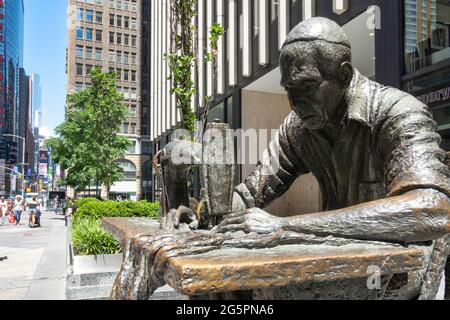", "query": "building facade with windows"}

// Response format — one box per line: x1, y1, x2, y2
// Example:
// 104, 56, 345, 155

30, 73, 42, 175
18, 68, 35, 185
402, 0, 450, 151
67, 0, 152, 200
148, 0, 407, 214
